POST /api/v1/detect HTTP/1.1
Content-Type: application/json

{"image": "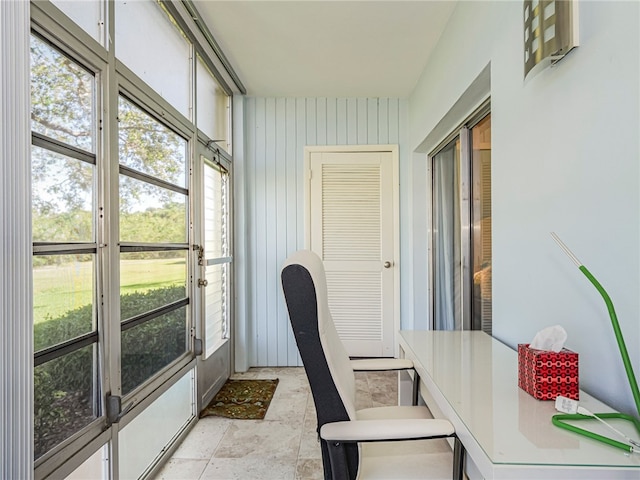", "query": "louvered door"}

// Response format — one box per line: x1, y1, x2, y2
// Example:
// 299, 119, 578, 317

307, 148, 398, 357
196, 150, 231, 412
